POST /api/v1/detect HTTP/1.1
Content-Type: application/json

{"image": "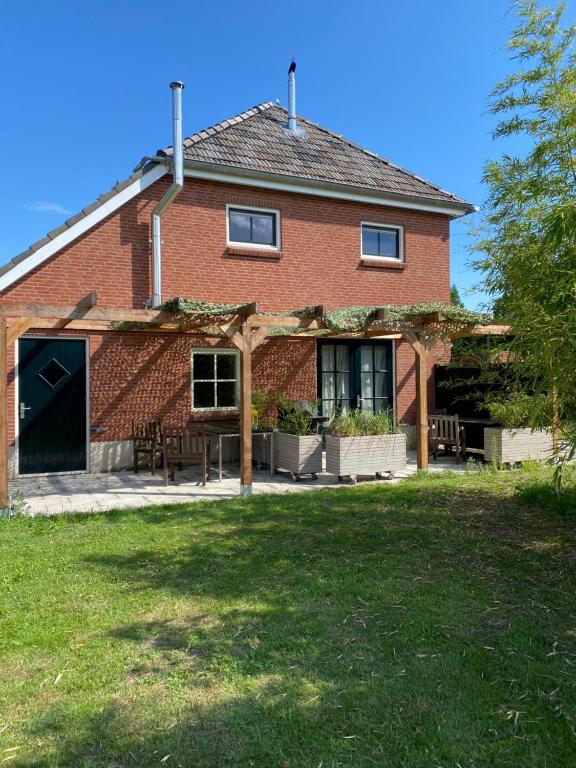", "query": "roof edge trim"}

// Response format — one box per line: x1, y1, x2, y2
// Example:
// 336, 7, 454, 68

181, 160, 476, 217
0, 164, 168, 293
